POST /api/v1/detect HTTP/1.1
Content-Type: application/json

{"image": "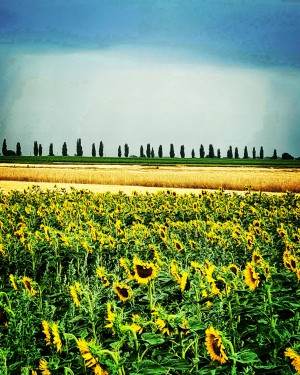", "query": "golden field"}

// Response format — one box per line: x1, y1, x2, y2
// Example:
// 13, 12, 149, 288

0, 163, 299, 193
